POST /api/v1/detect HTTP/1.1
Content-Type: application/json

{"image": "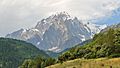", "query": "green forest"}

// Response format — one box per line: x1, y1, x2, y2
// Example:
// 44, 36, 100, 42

0, 38, 49, 68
